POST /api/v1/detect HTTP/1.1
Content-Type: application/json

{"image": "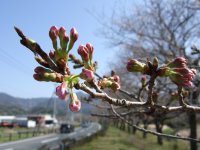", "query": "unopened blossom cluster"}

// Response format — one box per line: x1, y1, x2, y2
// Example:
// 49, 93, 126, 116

98, 74, 120, 92
15, 25, 196, 113
127, 57, 196, 87
22, 25, 121, 112
161, 57, 196, 87
35, 26, 82, 112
